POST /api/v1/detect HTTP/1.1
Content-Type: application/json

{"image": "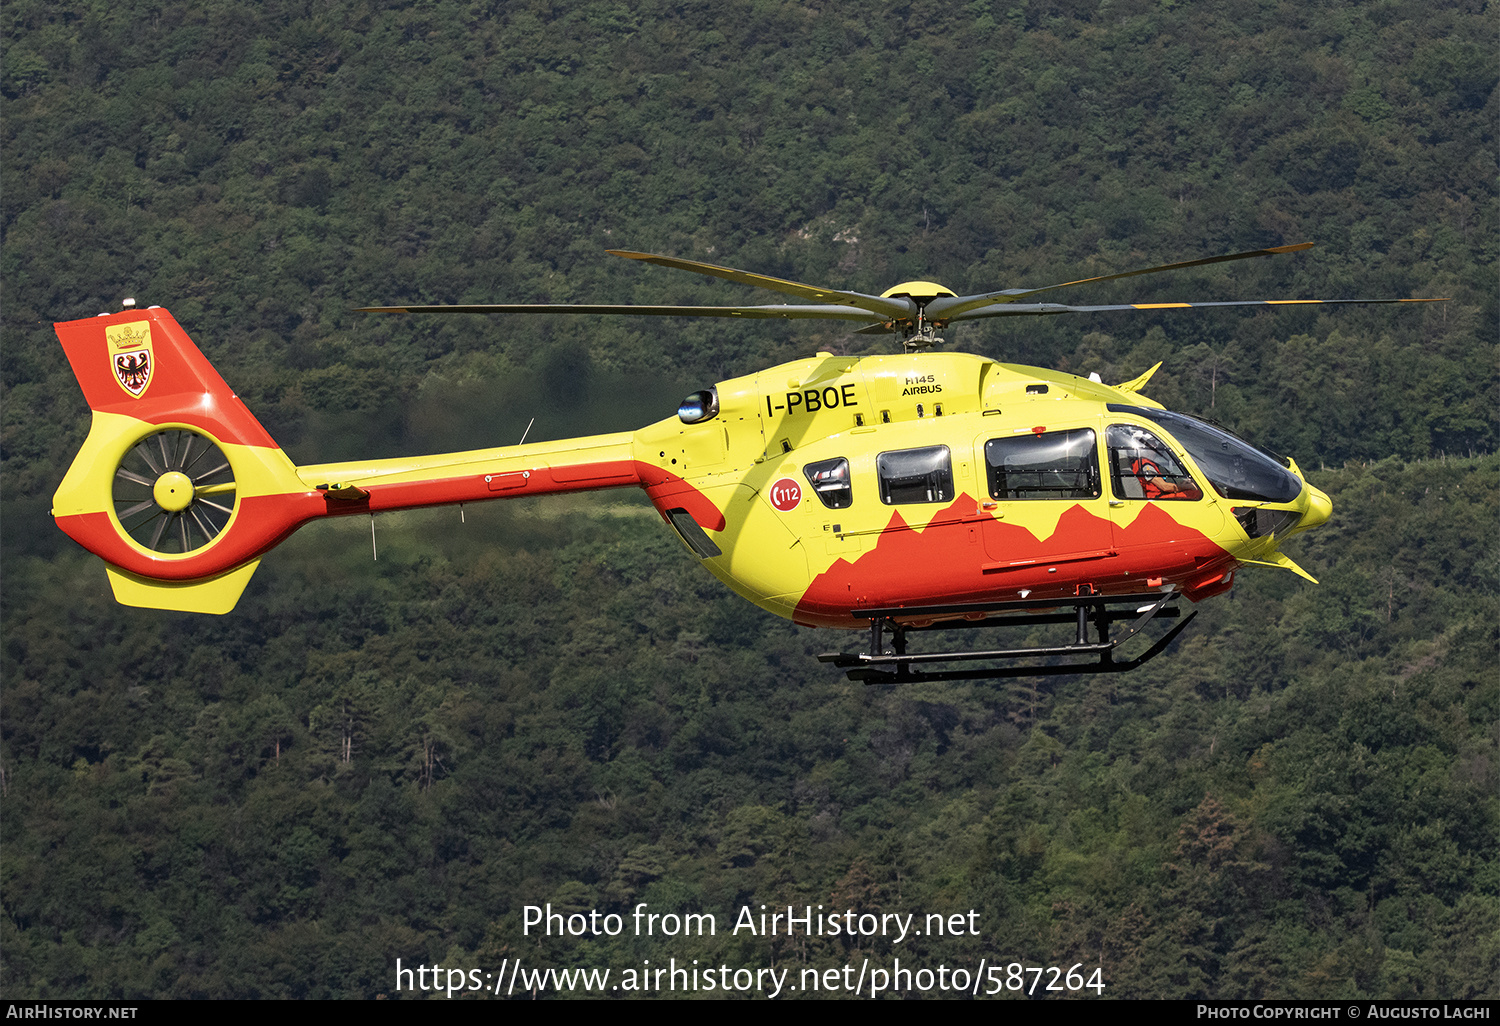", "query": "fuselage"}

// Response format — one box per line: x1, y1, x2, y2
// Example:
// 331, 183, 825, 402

50, 307, 1328, 622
